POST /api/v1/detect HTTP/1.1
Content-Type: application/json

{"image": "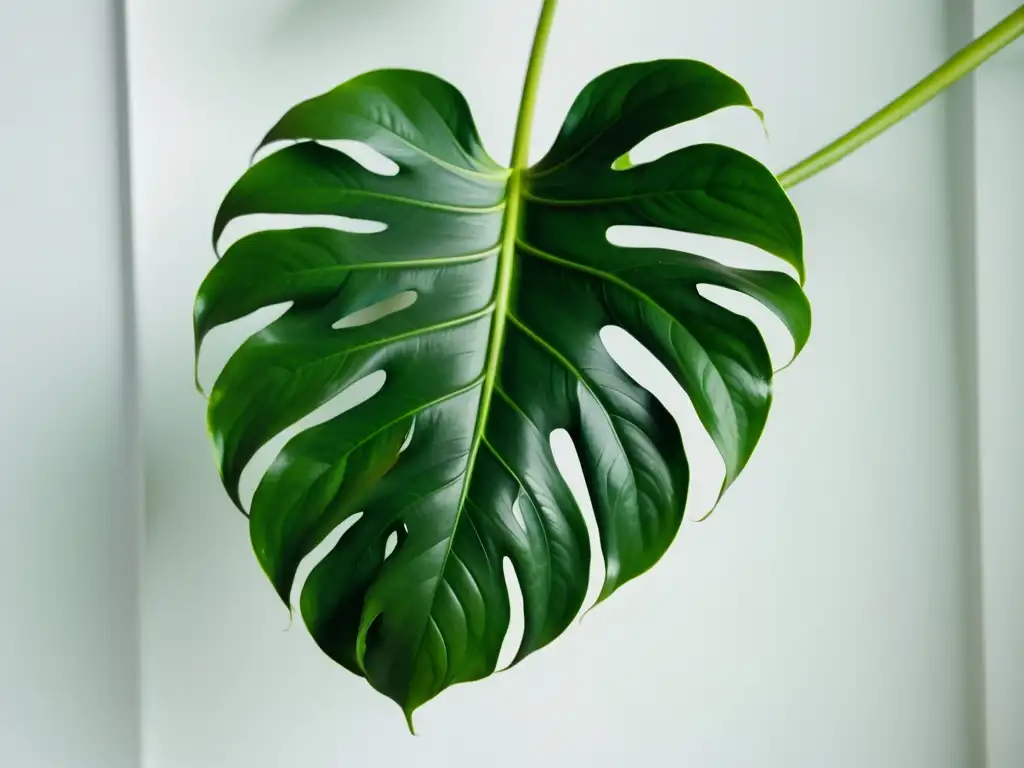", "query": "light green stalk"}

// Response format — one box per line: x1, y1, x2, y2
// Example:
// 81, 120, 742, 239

511, 0, 559, 169
779, 5, 1024, 188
